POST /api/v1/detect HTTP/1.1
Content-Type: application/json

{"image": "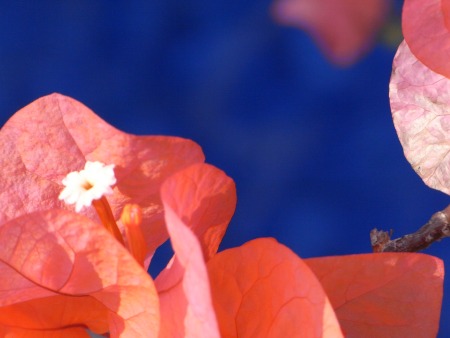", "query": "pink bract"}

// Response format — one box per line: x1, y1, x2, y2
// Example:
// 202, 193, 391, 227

403, 0, 450, 79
